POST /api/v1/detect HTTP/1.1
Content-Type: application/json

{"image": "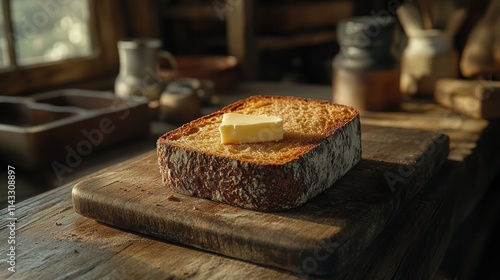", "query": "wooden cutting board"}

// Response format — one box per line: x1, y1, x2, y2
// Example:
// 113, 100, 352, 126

72, 124, 449, 277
